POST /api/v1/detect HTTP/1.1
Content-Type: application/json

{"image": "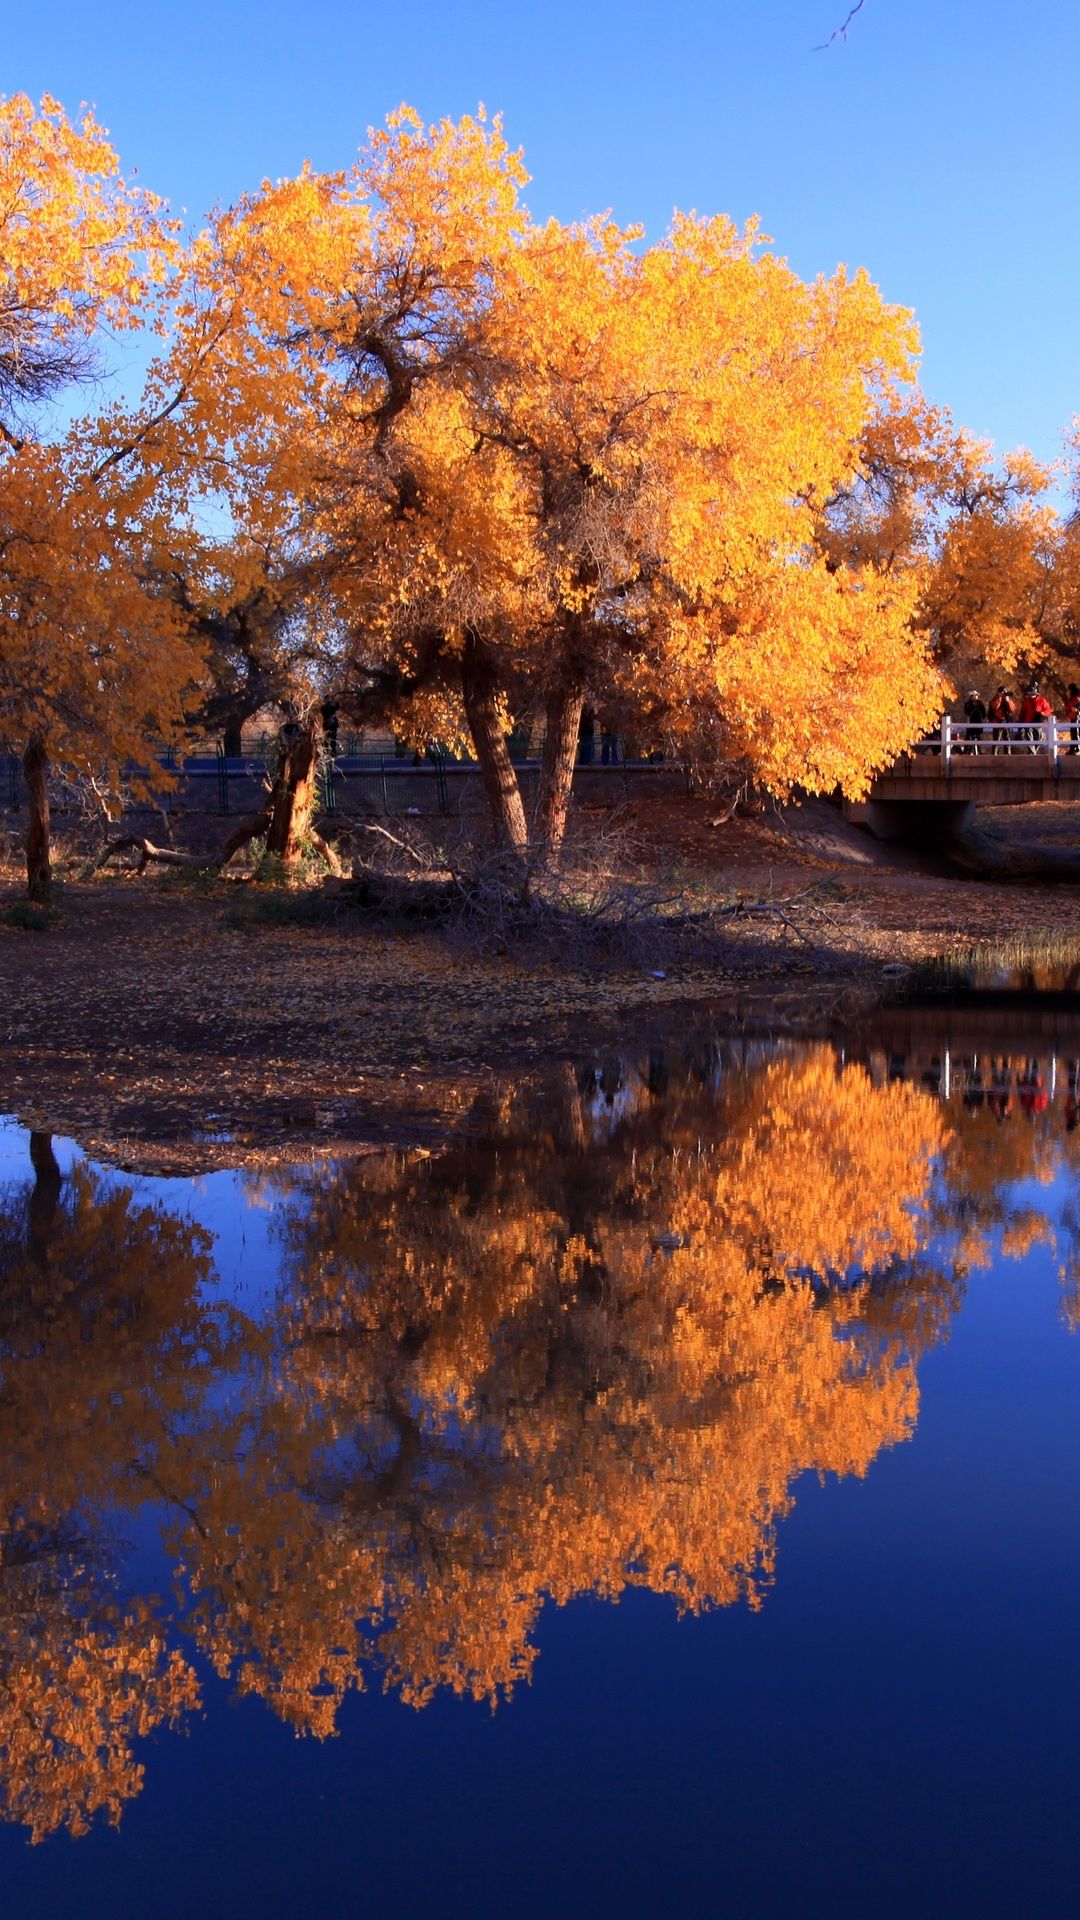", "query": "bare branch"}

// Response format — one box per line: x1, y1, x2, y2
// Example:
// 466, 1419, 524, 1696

814, 0, 868, 49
